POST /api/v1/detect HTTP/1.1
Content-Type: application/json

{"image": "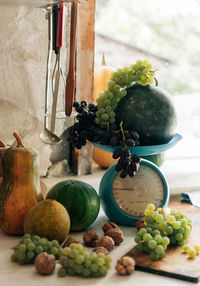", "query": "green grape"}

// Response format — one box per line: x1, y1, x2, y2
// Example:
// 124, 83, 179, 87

147, 203, 155, 212
172, 221, 181, 230
27, 242, 35, 251
74, 264, 84, 274
182, 244, 190, 253
18, 244, 27, 253
97, 252, 105, 259
50, 247, 59, 255
82, 251, 90, 260
148, 240, 157, 249
150, 251, 160, 261
175, 233, 183, 242
16, 251, 26, 261
143, 245, 151, 254
84, 260, 92, 268
23, 238, 32, 245
35, 245, 43, 254
46, 241, 52, 249
139, 228, 147, 236
91, 271, 101, 278
104, 255, 112, 265
101, 113, 109, 121
82, 268, 91, 277
146, 227, 153, 234
38, 238, 46, 246
154, 235, 163, 244
96, 257, 105, 266
68, 258, 76, 268
68, 249, 78, 259
27, 251, 34, 260
32, 235, 40, 241
143, 233, 152, 242
155, 245, 165, 256
166, 225, 173, 234
136, 242, 144, 252
135, 234, 142, 243
162, 237, 170, 246
145, 215, 154, 224
188, 248, 196, 258
99, 265, 107, 275
152, 230, 160, 237
23, 234, 31, 240
66, 267, 76, 276
89, 252, 97, 261
57, 267, 67, 277
62, 247, 71, 256
74, 243, 83, 253
193, 244, 200, 253
75, 255, 85, 265
90, 263, 99, 273
60, 256, 70, 268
